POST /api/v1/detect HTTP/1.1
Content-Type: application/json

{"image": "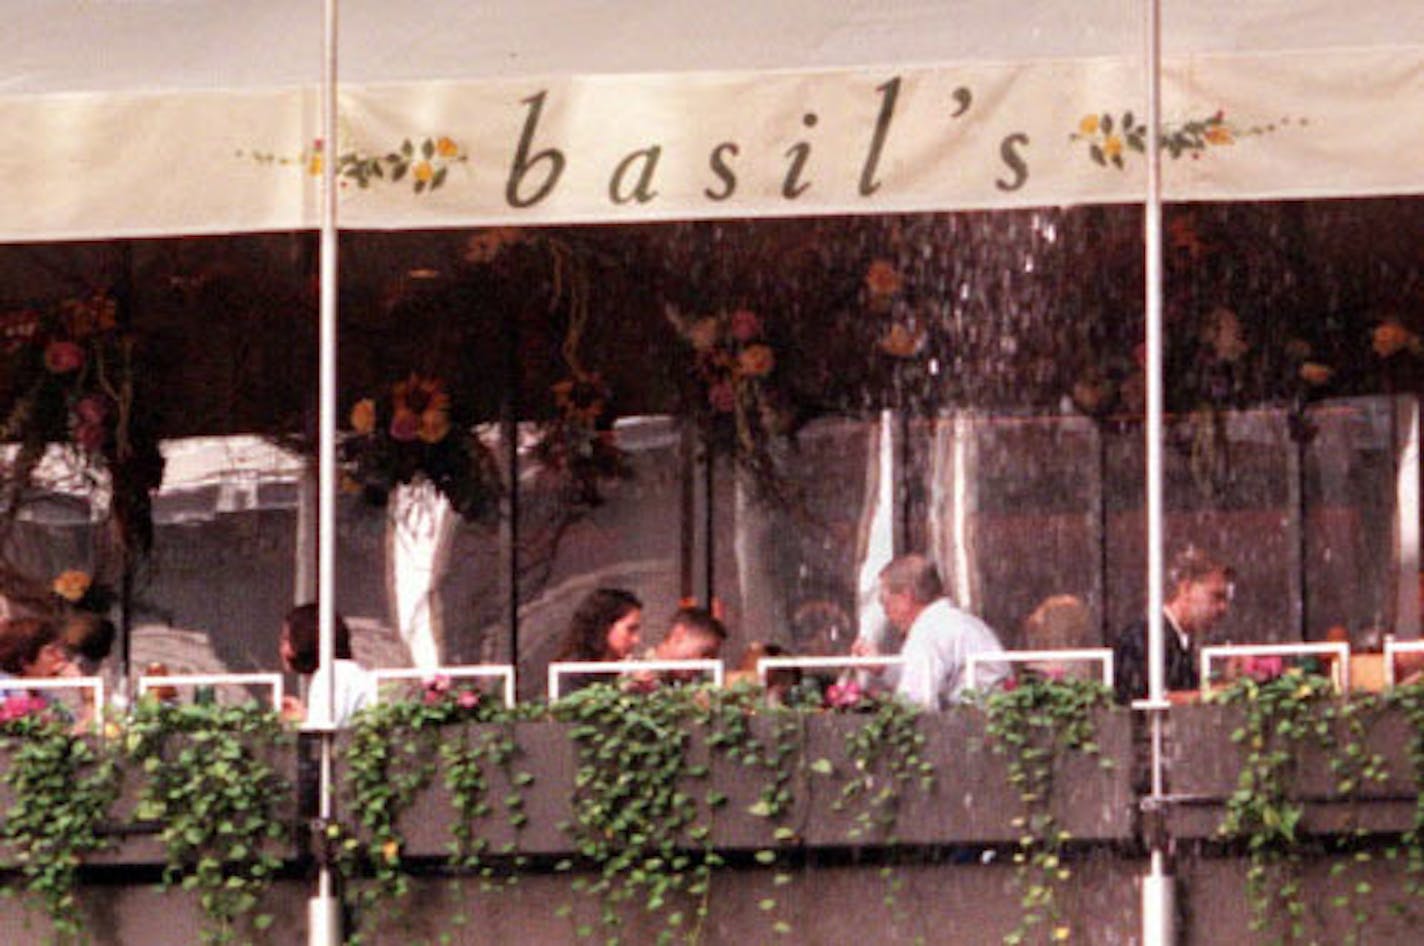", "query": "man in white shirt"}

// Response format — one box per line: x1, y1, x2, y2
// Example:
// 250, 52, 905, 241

854, 554, 1008, 709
